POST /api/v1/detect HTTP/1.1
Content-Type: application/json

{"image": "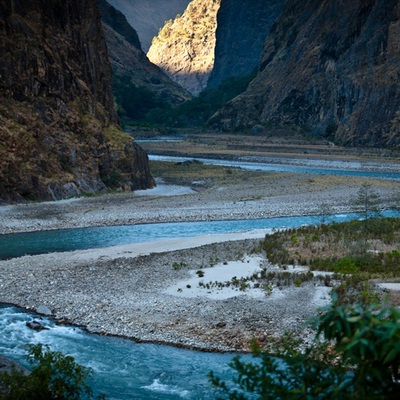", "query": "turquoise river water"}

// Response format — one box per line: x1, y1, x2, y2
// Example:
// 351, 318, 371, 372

1, 154, 400, 398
